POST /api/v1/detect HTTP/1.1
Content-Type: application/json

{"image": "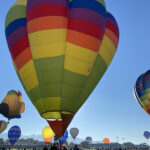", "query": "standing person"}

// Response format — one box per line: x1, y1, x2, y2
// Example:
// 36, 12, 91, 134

43, 146, 48, 150
51, 143, 57, 150
62, 144, 68, 150
74, 145, 79, 150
